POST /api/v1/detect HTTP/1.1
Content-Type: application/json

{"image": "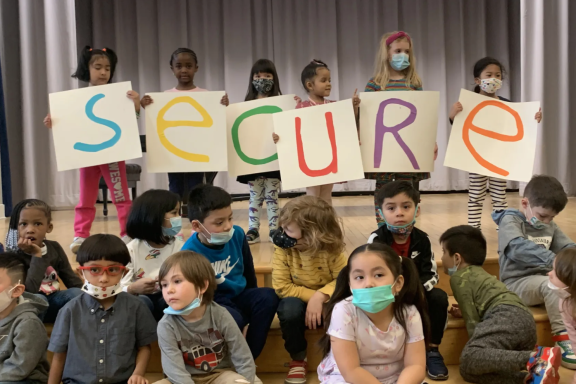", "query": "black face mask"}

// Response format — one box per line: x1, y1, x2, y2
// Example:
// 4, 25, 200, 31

272, 228, 298, 249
